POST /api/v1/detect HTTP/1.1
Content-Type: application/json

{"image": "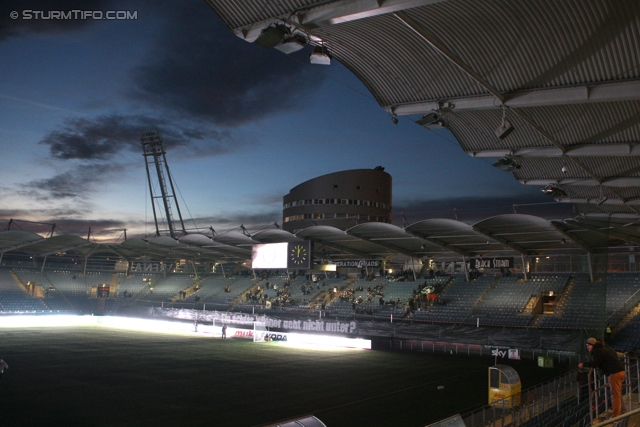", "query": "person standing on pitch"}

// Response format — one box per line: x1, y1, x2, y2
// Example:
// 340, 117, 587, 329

0, 356, 8, 386
221, 324, 227, 340
579, 338, 626, 418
